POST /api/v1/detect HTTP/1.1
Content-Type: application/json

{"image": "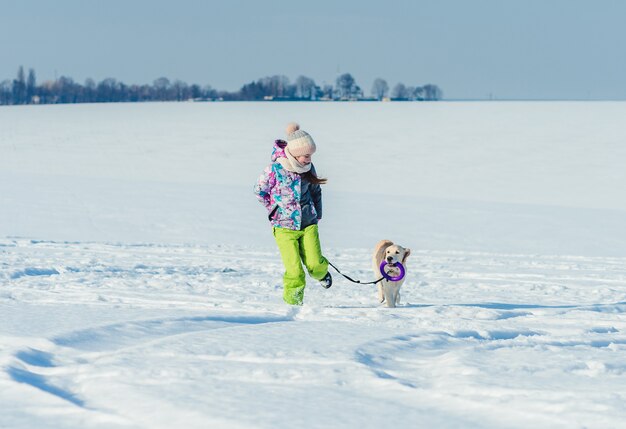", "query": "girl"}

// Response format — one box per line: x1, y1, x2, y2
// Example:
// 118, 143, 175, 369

254, 123, 332, 305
